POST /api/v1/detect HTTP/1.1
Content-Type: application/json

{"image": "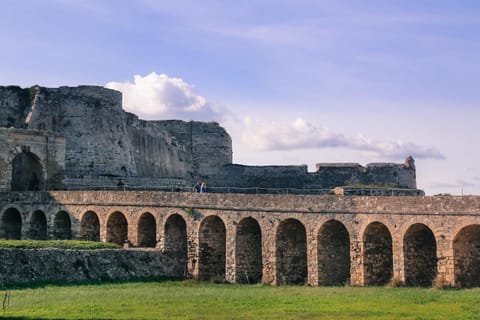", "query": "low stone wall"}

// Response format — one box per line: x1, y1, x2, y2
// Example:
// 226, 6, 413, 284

0, 248, 182, 285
